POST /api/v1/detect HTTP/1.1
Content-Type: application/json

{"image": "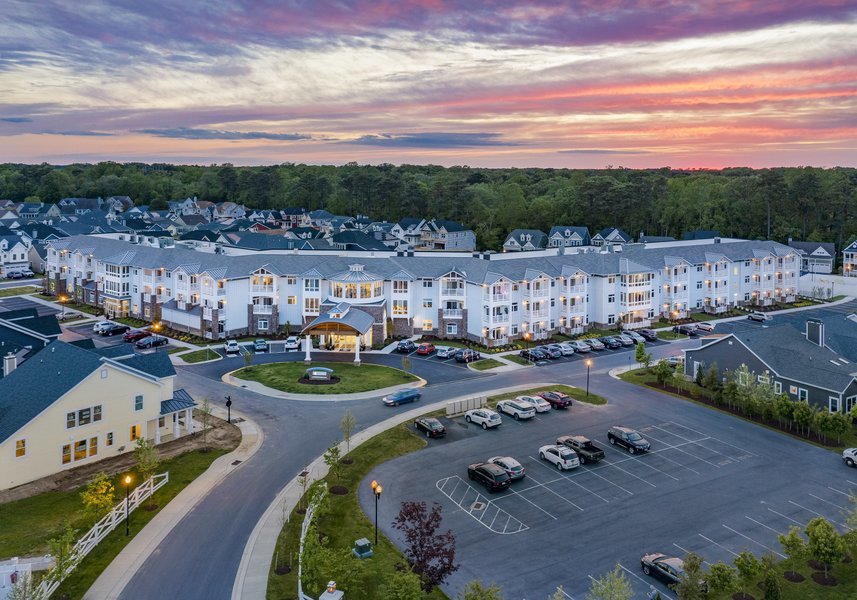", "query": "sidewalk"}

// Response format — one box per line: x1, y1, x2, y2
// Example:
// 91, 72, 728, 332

220, 369, 427, 401
85, 407, 263, 600
231, 380, 563, 600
